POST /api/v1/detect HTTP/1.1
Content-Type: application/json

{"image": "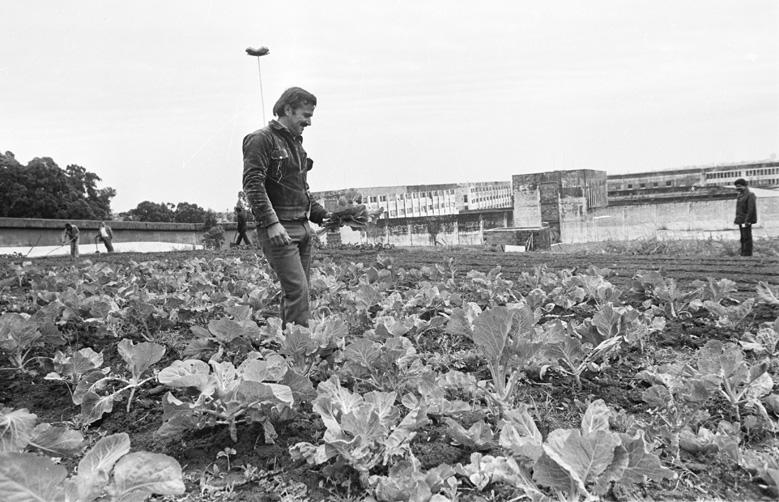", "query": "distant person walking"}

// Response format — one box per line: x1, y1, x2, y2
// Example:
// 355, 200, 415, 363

94, 221, 114, 252
61, 223, 80, 259
734, 178, 757, 257
234, 206, 251, 246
